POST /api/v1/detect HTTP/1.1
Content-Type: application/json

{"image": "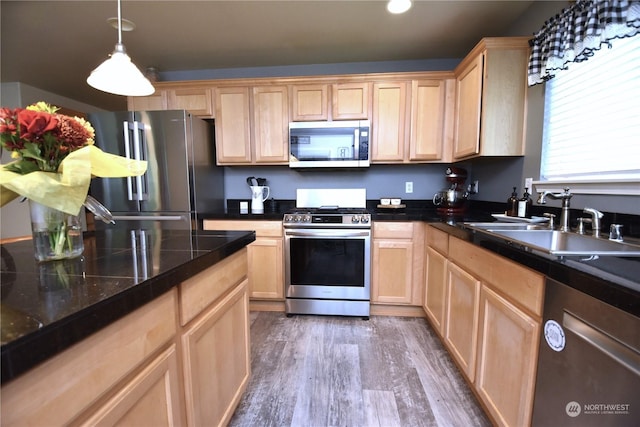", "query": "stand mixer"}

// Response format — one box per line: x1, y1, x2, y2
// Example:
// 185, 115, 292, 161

433, 167, 469, 219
